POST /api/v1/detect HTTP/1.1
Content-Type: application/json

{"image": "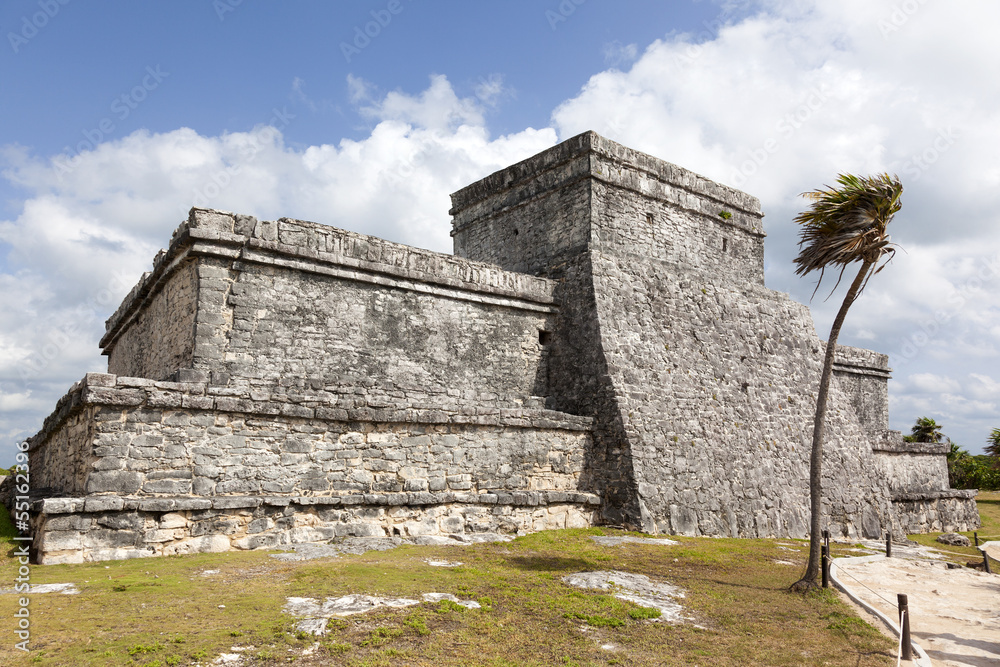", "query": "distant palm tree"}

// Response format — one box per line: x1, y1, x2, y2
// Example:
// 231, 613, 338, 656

986, 428, 1000, 459
906, 417, 945, 443
790, 173, 903, 592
